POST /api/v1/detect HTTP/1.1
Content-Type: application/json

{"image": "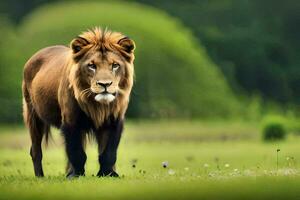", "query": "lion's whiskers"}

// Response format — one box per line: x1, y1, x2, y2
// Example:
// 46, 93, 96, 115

79, 88, 91, 100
